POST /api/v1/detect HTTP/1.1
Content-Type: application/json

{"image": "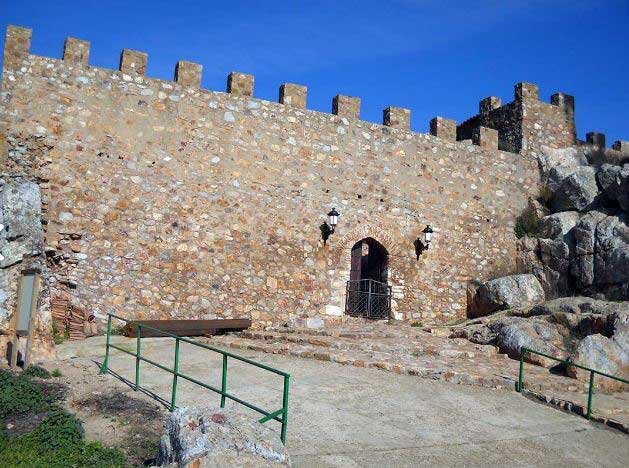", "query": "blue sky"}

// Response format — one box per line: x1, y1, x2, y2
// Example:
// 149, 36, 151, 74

2, 0, 628, 144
